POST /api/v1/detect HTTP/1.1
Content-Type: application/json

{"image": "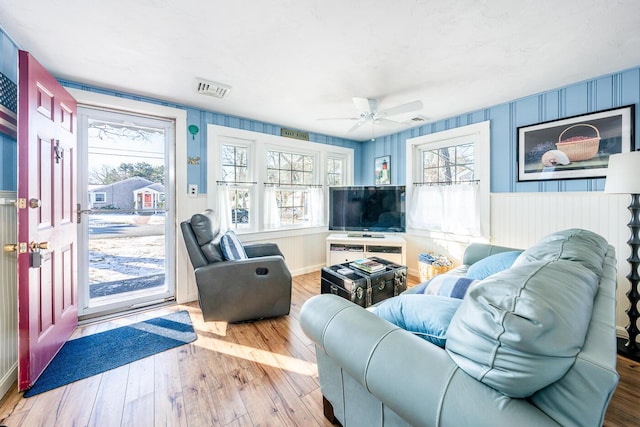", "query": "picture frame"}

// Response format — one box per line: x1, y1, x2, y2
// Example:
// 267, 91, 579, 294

374, 155, 391, 185
517, 105, 635, 182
